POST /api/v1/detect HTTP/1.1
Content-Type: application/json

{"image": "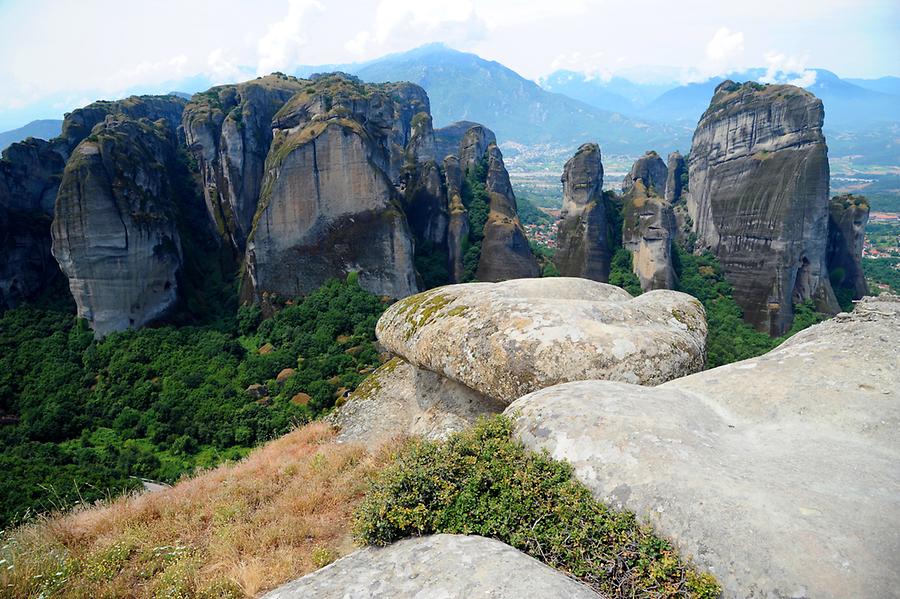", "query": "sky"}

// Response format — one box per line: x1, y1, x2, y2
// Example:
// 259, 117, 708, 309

0, 0, 898, 130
